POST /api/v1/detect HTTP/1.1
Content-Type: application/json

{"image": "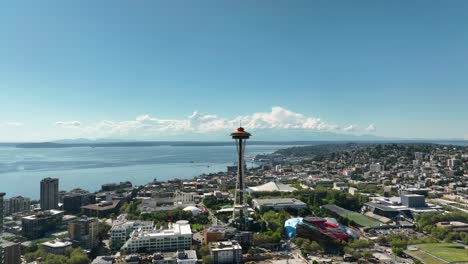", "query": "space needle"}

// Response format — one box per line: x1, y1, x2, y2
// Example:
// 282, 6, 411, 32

231, 126, 251, 231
